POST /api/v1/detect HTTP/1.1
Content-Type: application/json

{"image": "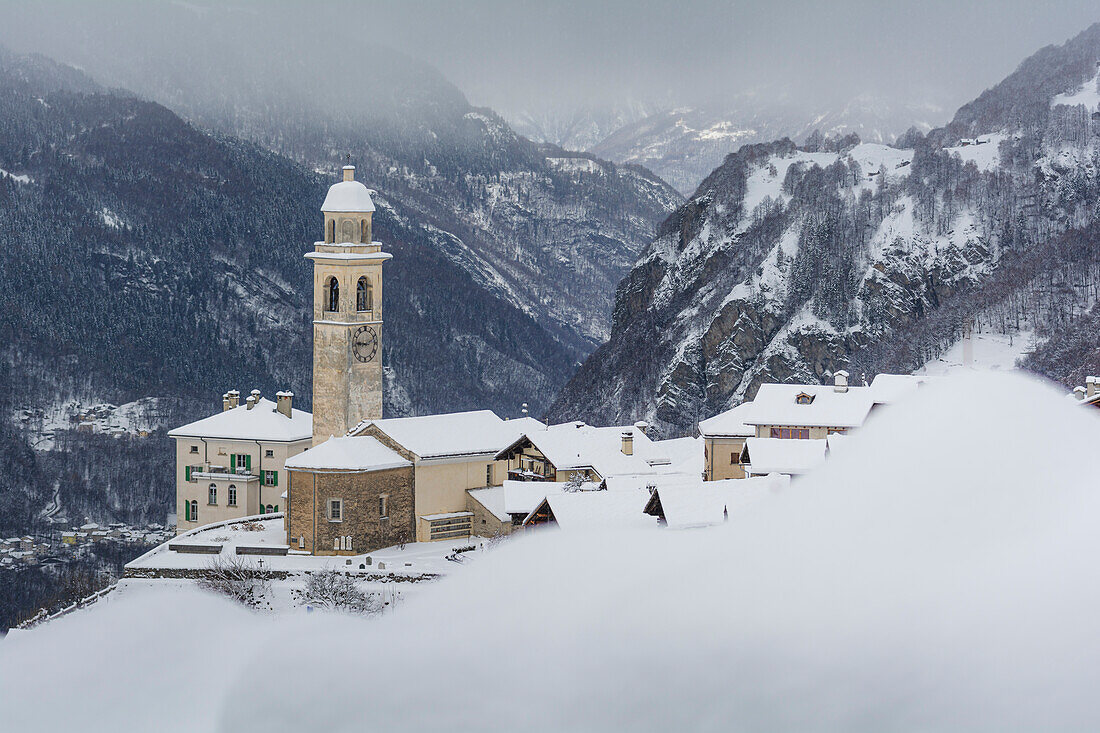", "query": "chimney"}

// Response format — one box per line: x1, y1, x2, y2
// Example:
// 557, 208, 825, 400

227, 390, 240, 409
276, 391, 293, 418
621, 430, 634, 456
343, 165, 355, 182
1074, 386, 1087, 400
222, 393, 231, 412
633, 420, 649, 437
834, 370, 849, 393
246, 395, 256, 410
1087, 376, 1098, 398
250, 389, 261, 403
